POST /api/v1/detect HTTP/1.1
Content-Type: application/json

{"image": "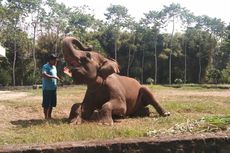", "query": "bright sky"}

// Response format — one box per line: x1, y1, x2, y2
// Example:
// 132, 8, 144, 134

57, 0, 229, 24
